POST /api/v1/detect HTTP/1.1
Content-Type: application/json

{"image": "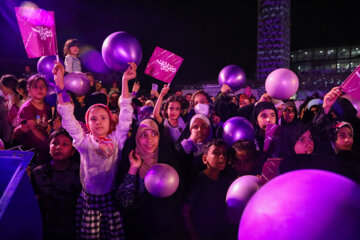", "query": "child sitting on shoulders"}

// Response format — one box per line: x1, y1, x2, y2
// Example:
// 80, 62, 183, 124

64, 39, 81, 73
